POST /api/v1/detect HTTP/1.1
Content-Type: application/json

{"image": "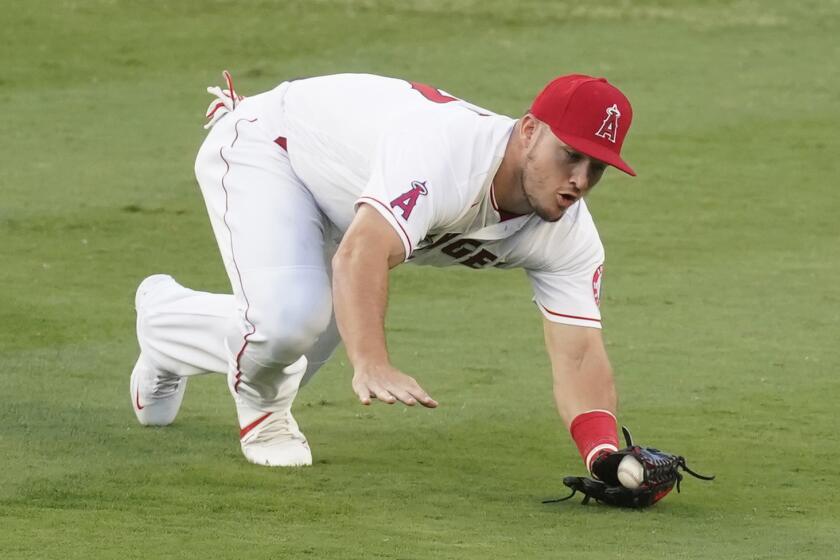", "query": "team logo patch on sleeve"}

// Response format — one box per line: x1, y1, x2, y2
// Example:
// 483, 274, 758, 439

592, 265, 604, 307
595, 104, 621, 143
390, 180, 428, 220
